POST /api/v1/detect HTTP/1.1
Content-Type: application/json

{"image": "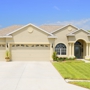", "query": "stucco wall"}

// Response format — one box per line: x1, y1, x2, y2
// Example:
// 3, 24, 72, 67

0, 38, 6, 43
6, 26, 50, 43
52, 25, 78, 56
68, 30, 90, 43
